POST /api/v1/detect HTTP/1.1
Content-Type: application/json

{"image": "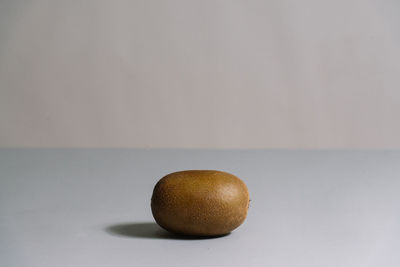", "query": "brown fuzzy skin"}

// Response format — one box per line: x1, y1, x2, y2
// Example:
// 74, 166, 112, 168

151, 170, 249, 236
